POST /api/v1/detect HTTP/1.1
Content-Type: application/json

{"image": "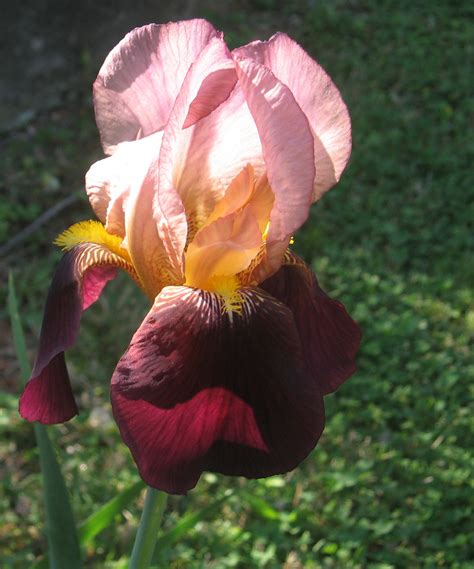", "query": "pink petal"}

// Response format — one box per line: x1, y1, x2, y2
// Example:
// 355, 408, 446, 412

235, 34, 352, 200
261, 255, 362, 394
111, 285, 325, 494
85, 132, 163, 238
82, 265, 117, 310
185, 207, 262, 288
118, 134, 186, 296
155, 36, 238, 275
182, 66, 237, 129
94, 20, 220, 154
86, 131, 179, 296
19, 244, 120, 424
204, 164, 256, 225
165, 85, 263, 233
233, 56, 315, 242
